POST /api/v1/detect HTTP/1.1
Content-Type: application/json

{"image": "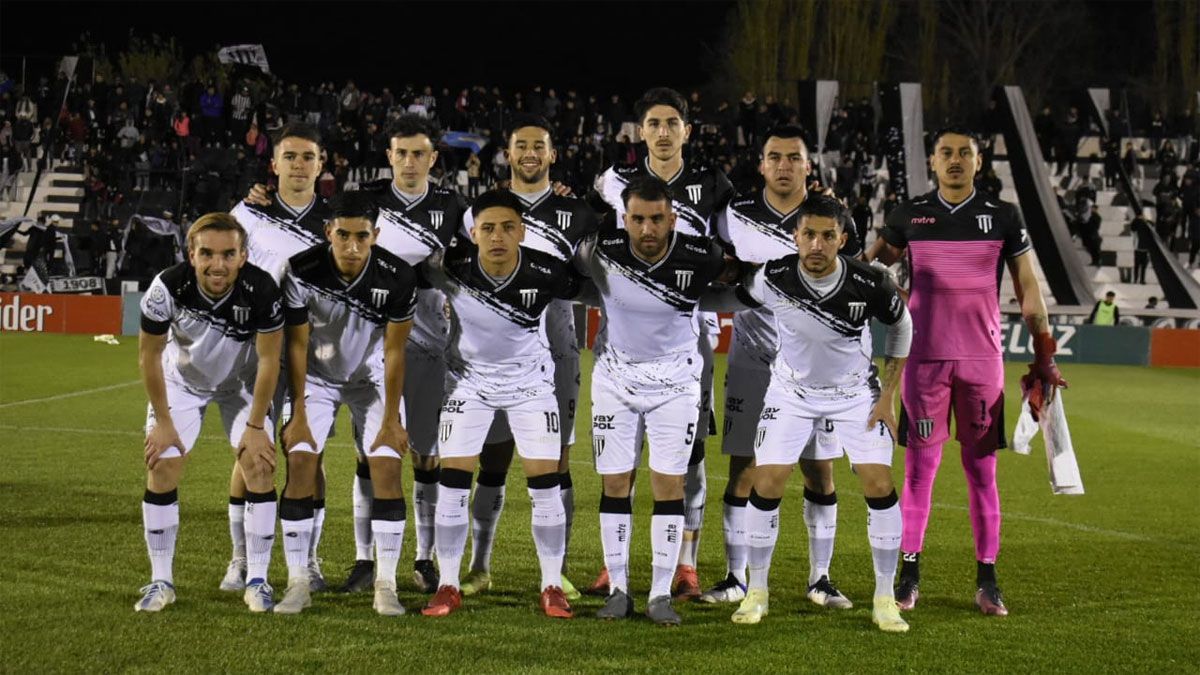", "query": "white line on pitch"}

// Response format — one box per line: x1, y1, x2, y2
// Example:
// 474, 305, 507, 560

0, 380, 140, 409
